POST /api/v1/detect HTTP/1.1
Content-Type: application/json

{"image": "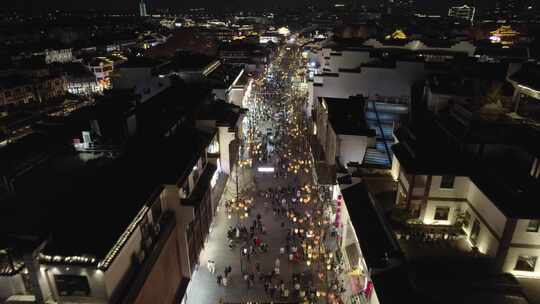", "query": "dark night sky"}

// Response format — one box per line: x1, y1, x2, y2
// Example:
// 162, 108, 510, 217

2, 0, 493, 13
